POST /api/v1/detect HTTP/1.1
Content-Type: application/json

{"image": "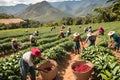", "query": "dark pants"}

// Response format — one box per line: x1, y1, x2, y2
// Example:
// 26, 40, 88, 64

19, 58, 35, 80
114, 42, 120, 50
